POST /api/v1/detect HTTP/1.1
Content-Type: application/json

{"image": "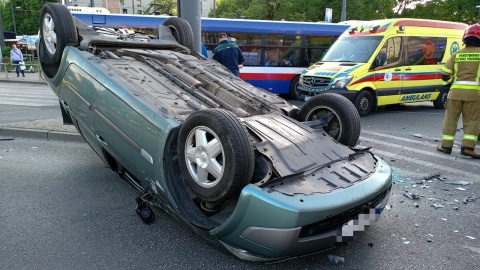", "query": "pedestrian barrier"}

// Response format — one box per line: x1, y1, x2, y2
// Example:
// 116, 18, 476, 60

0, 63, 42, 80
